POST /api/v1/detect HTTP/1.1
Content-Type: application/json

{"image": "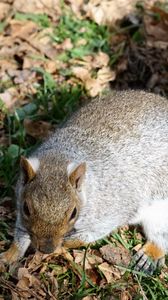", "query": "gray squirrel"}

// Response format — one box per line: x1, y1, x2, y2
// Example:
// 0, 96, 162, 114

1, 90, 168, 274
